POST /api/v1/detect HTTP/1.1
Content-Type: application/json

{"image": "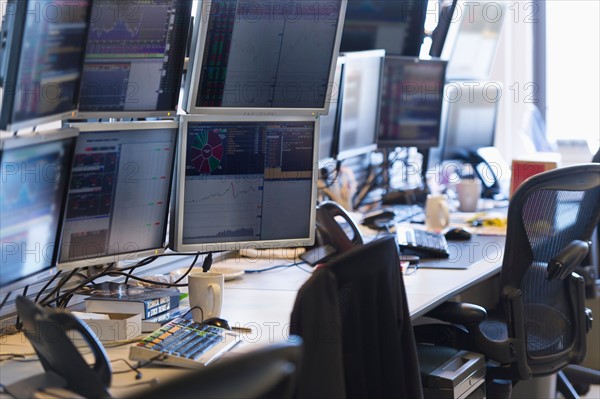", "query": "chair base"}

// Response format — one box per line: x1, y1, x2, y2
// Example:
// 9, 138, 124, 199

557, 370, 580, 399
486, 379, 512, 399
